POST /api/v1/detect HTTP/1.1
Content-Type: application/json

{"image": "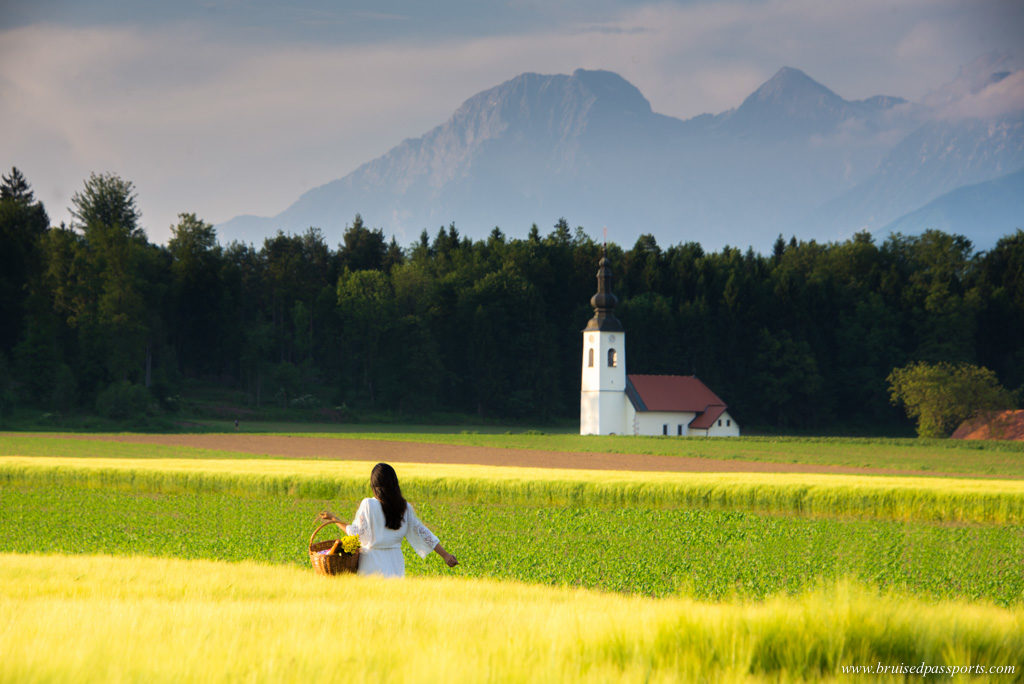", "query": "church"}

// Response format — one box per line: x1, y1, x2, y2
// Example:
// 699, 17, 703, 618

580, 253, 740, 437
